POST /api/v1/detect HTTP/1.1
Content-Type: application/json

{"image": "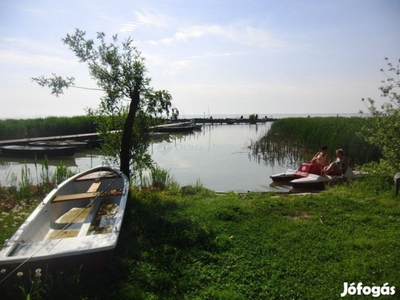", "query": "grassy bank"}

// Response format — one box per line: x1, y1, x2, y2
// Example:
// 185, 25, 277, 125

252, 117, 380, 166
1, 178, 399, 299
113, 184, 400, 299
